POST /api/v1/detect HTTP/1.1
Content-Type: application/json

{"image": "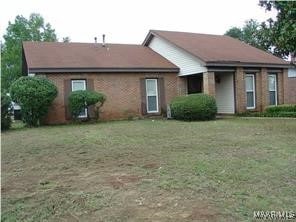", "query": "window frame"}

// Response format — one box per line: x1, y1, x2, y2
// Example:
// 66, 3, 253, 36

268, 74, 278, 106
71, 79, 88, 118
145, 79, 159, 113
245, 74, 256, 109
